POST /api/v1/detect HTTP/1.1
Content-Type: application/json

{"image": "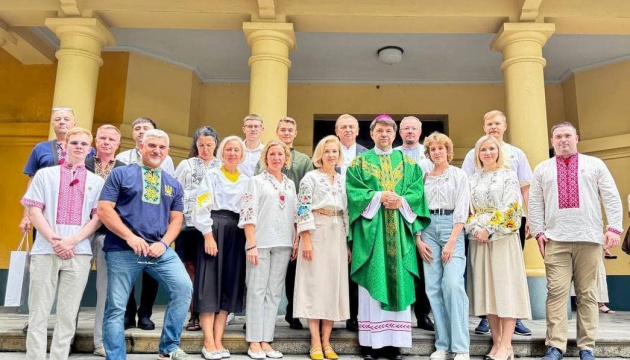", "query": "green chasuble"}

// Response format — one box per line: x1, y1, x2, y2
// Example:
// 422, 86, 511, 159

346, 149, 430, 312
